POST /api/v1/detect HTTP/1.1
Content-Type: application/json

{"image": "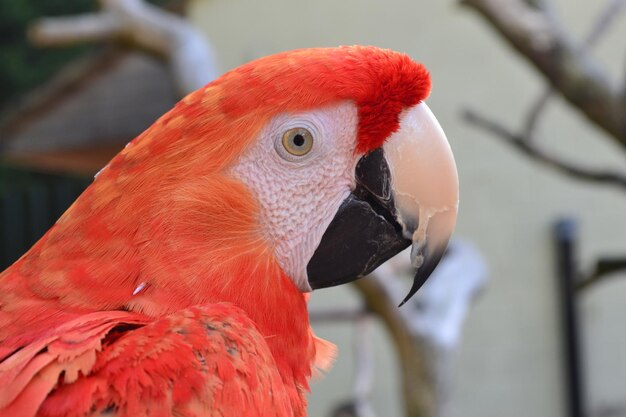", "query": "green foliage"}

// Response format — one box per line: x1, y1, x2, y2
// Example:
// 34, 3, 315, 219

0, 0, 95, 110
0, 0, 174, 112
